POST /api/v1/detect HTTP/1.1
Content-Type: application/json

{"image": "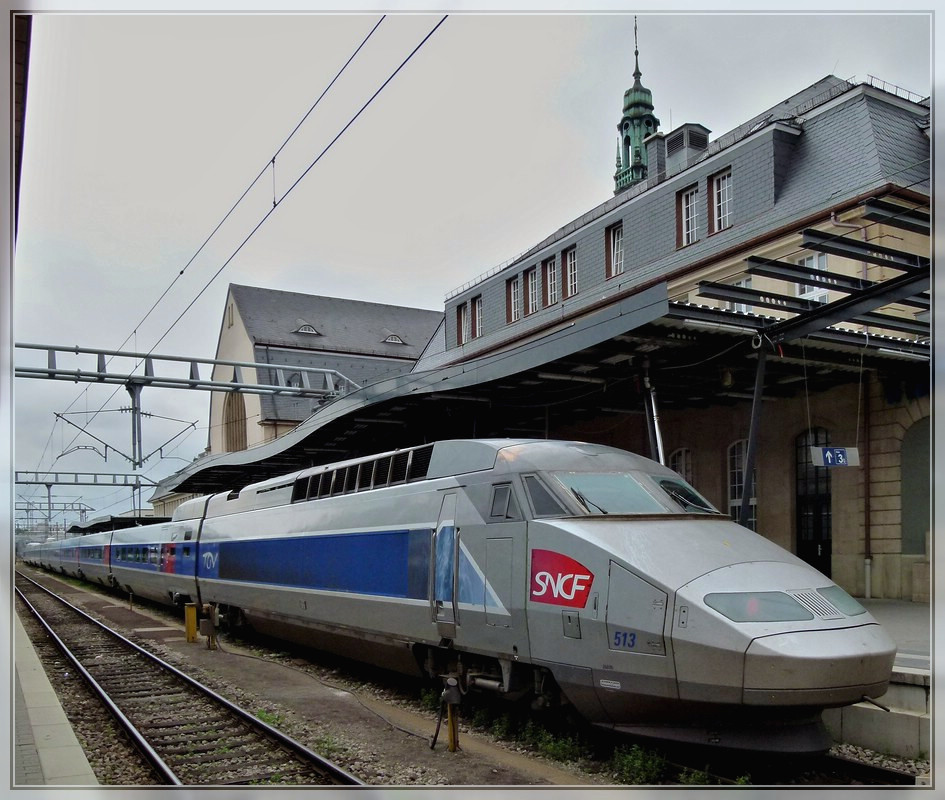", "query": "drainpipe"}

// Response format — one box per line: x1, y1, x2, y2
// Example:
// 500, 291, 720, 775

830, 211, 869, 280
